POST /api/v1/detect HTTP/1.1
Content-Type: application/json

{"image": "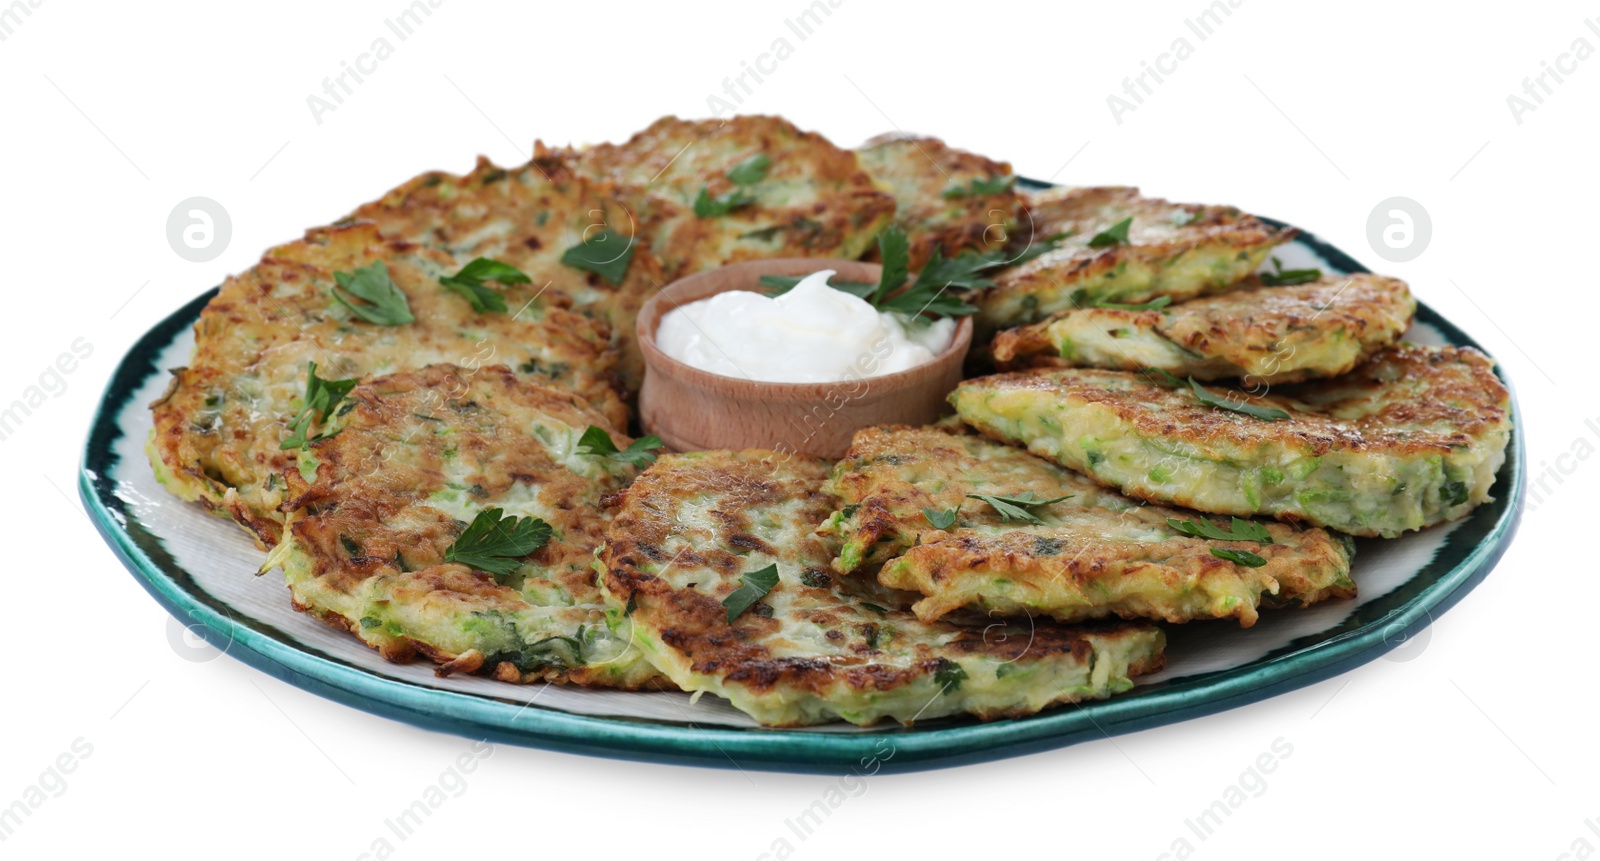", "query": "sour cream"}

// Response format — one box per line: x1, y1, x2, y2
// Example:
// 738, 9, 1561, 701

655, 270, 956, 383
